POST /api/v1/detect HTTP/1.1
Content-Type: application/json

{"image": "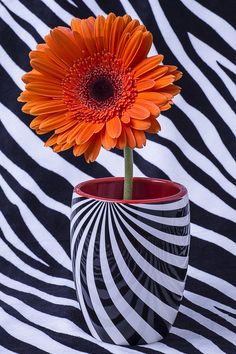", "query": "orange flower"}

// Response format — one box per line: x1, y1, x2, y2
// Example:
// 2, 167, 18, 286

18, 13, 182, 162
